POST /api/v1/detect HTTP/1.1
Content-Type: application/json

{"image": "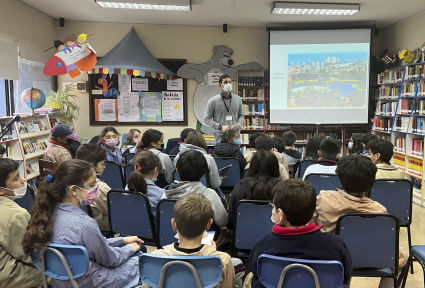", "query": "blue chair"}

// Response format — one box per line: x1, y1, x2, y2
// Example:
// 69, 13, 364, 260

336, 213, 399, 287
408, 246, 425, 287
30, 243, 89, 288
169, 155, 176, 162
157, 199, 177, 249
100, 161, 124, 189
233, 200, 274, 258
14, 186, 35, 213
122, 133, 128, 145
174, 170, 208, 187
107, 189, 157, 246
257, 255, 344, 288
370, 179, 413, 273
124, 164, 135, 185
304, 173, 340, 196
214, 157, 241, 192
139, 253, 222, 288
298, 160, 316, 179
125, 153, 135, 165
